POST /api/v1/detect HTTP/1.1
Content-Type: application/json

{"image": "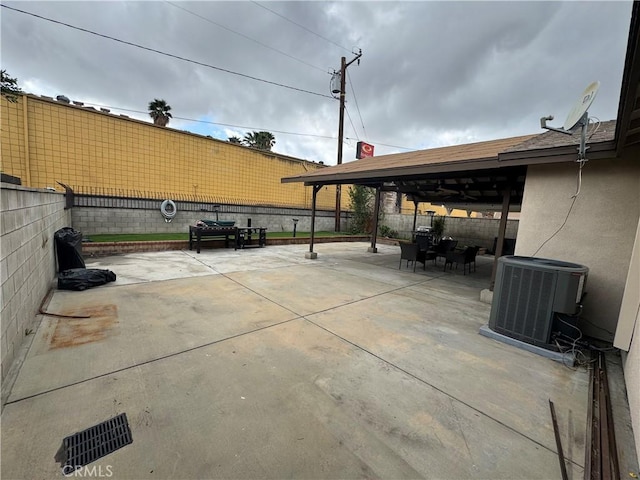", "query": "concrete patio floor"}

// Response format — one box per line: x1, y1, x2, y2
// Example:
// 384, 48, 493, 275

2, 242, 594, 479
